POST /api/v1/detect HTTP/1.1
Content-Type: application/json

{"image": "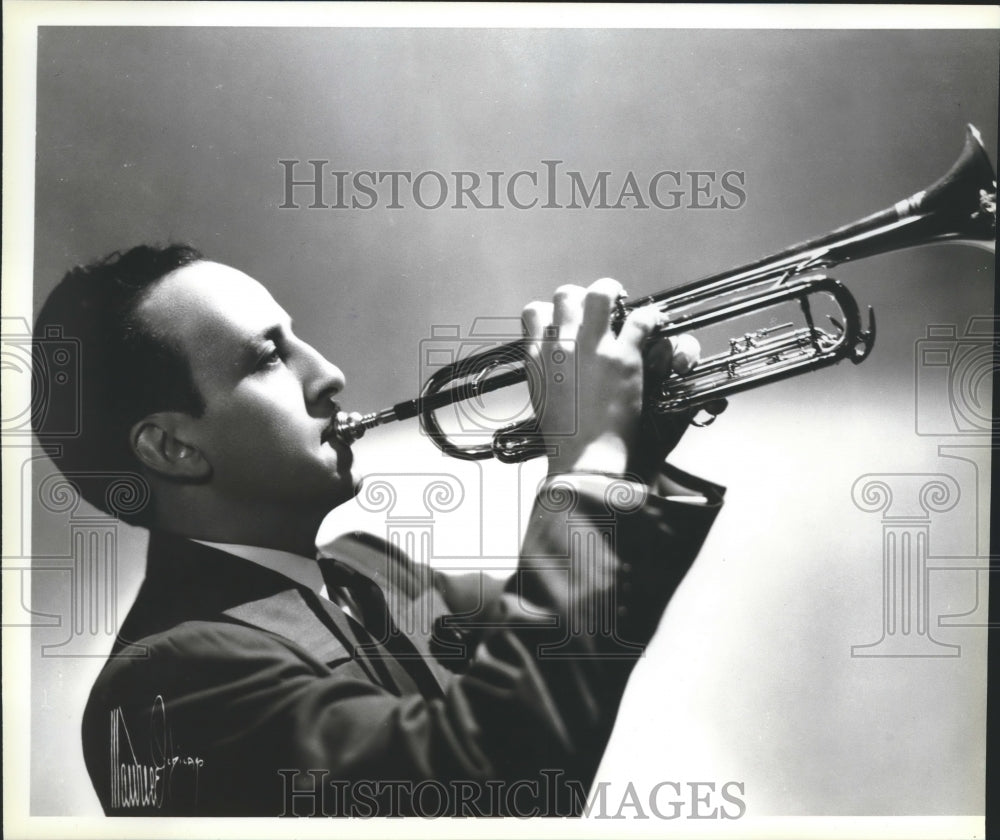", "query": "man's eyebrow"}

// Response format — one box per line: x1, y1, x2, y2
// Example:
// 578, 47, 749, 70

261, 324, 286, 343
